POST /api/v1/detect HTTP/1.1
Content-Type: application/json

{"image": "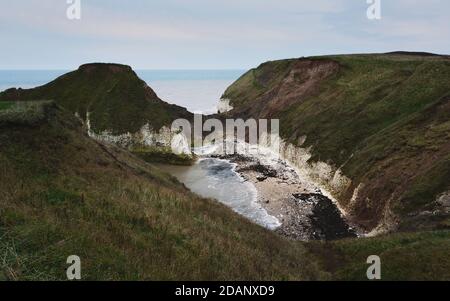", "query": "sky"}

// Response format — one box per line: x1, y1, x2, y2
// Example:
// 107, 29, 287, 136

0, 0, 449, 70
